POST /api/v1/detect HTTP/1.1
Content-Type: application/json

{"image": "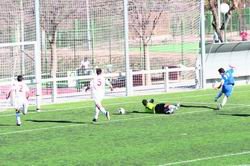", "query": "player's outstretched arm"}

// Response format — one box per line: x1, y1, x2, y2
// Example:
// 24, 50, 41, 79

25, 84, 30, 99
105, 79, 113, 91
6, 90, 11, 99
110, 85, 113, 91
85, 86, 90, 92
229, 64, 236, 69
213, 81, 223, 89
217, 81, 222, 89
26, 91, 30, 100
